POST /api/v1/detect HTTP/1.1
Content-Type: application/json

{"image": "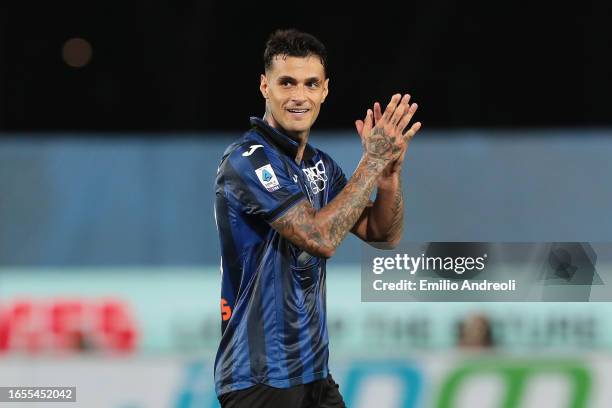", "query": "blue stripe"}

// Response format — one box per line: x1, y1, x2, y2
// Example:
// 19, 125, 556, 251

281, 247, 304, 385
296, 282, 315, 381
214, 322, 235, 393
215, 191, 240, 319
230, 299, 252, 386
272, 240, 291, 381
246, 249, 269, 381
214, 130, 335, 395
260, 240, 282, 381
